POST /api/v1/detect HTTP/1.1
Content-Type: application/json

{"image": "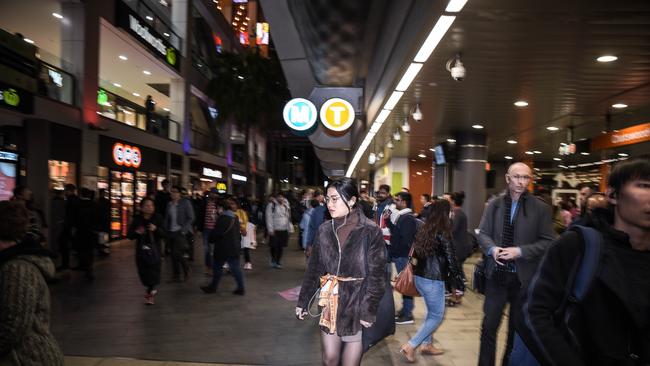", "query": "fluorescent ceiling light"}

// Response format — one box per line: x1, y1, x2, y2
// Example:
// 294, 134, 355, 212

395, 63, 423, 91
24, 38, 34, 44
369, 122, 382, 134
143, 70, 152, 75
413, 15, 456, 63
52, 12, 63, 19
146, 15, 154, 21
119, 55, 128, 61
132, 92, 140, 97
525, 151, 534, 155
553, 157, 562, 161
429, 148, 435, 152
514, 100, 529, 107
507, 140, 517, 144
375, 109, 391, 124
597, 55, 617, 62
447, 138, 456, 143
618, 153, 628, 157
612, 103, 627, 109
547, 126, 559, 131
383, 91, 404, 110
418, 153, 426, 158
533, 150, 542, 154
472, 124, 483, 129
445, 0, 468, 12
163, 32, 170, 37
581, 152, 590, 156
113, 83, 122, 87
505, 155, 513, 160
